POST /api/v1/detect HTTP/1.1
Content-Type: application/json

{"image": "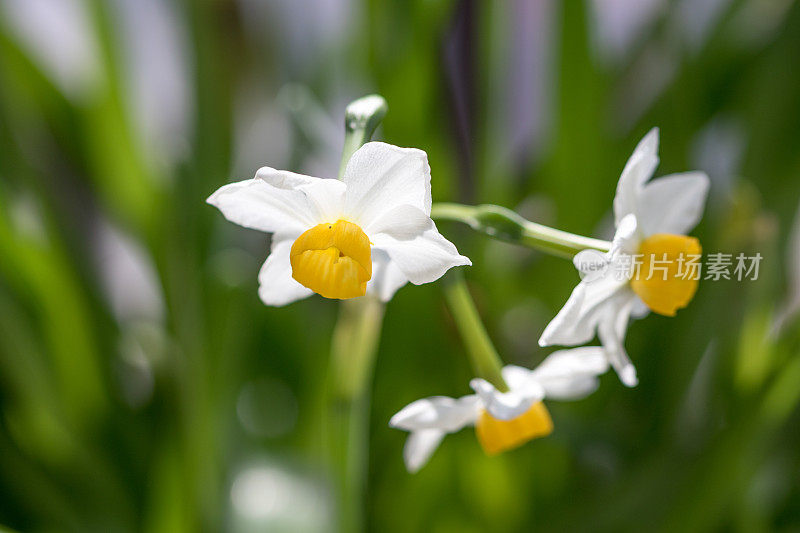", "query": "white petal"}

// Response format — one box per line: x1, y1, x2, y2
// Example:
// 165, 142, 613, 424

613, 128, 660, 226
501, 365, 537, 393
542, 225, 637, 349
371, 217, 471, 285
530, 347, 610, 400
365, 204, 431, 239
573, 248, 609, 280
207, 175, 314, 236
342, 142, 432, 226
636, 171, 710, 236
500, 365, 552, 402
534, 347, 610, 378
538, 273, 627, 347
469, 378, 543, 421
597, 293, 638, 387
257, 166, 346, 225
257, 238, 313, 306
403, 430, 445, 473
539, 283, 588, 346
389, 395, 479, 432
631, 295, 650, 319
367, 249, 409, 302
557, 376, 603, 399
610, 214, 642, 255
296, 177, 347, 225
255, 166, 321, 189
